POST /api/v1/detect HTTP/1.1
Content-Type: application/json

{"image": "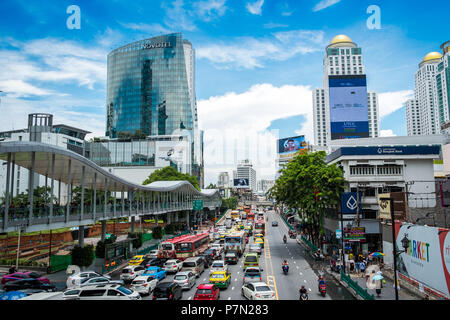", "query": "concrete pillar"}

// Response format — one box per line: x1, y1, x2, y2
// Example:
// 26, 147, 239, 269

3, 153, 11, 230
167, 212, 172, 225
9, 154, 15, 205
131, 216, 135, 234
101, 220, 107, 242
78, 226, 84, 248
28, 152, 35, 223
65, 159, 71, 223
49, 154, 55, 223
186, 211, 190, 229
